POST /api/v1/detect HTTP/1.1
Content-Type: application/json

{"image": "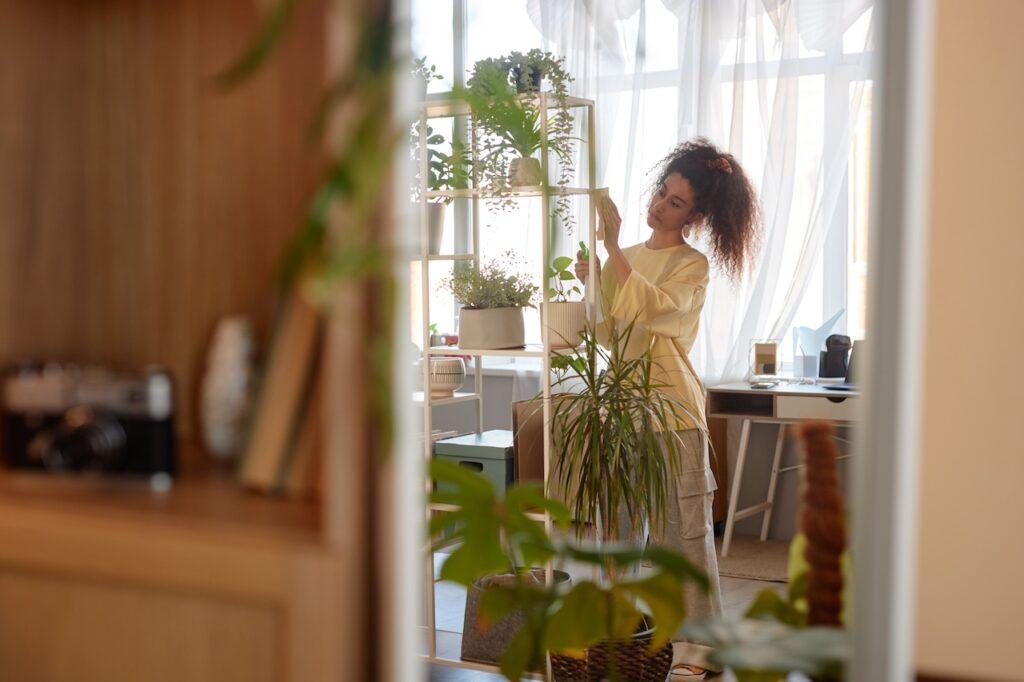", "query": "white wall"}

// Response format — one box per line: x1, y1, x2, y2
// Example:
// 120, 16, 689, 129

914, 2, 1024, 679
